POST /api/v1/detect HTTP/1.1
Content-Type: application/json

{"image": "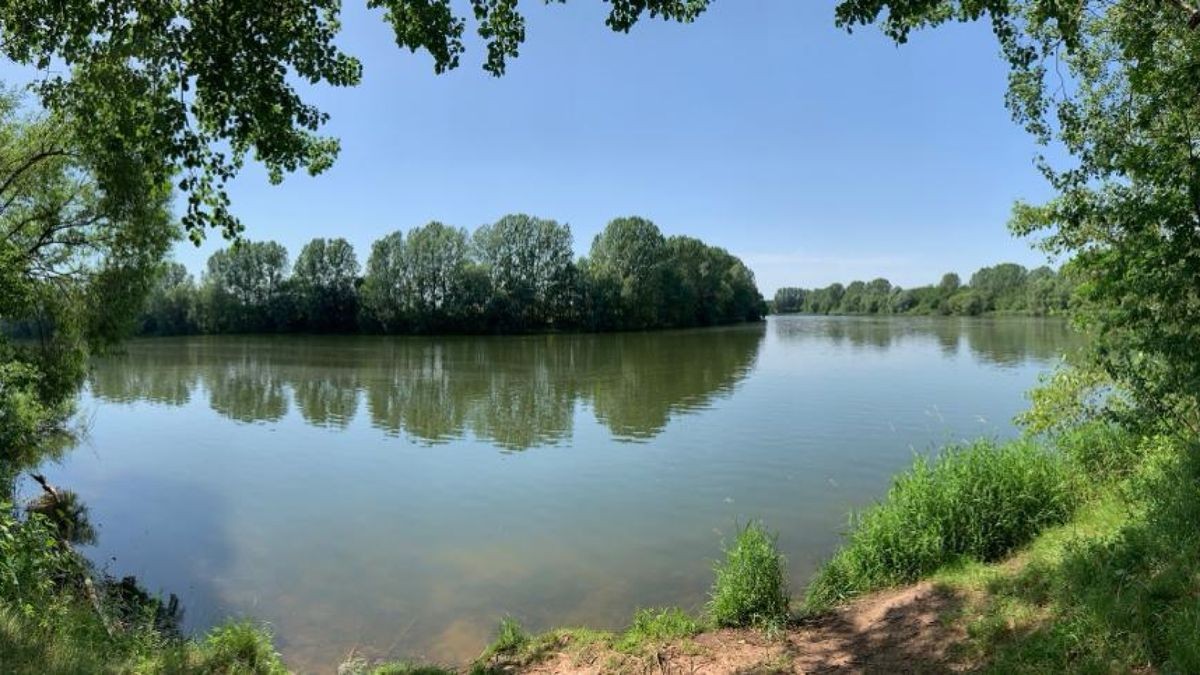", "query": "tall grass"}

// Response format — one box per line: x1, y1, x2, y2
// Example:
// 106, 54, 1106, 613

1053, 420, 1141, 482
805, 438, 1076, 610
938, 433, 1200, 673
709, 521, 790, 628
